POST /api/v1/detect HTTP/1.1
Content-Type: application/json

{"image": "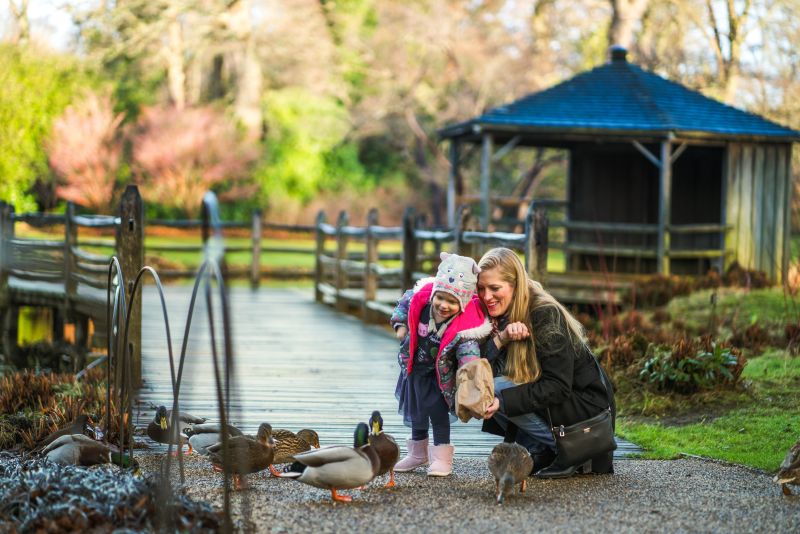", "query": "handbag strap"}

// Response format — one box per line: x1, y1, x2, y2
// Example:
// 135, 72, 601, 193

545, 353, 612, 432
